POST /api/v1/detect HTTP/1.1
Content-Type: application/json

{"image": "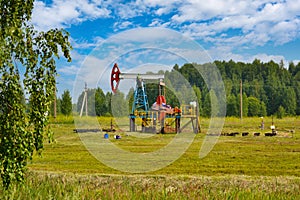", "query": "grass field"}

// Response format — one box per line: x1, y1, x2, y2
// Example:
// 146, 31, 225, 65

1, 115, 300, 199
